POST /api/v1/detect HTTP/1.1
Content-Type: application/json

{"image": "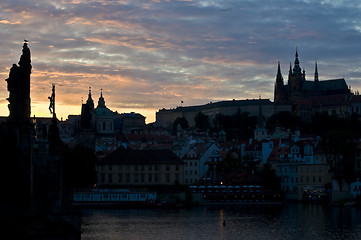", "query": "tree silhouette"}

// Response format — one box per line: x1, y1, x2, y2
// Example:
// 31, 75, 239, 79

195, 112, 209, 131
258, 163, 281, 190
321, 130, 355, 191
172, 117, 189, 135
